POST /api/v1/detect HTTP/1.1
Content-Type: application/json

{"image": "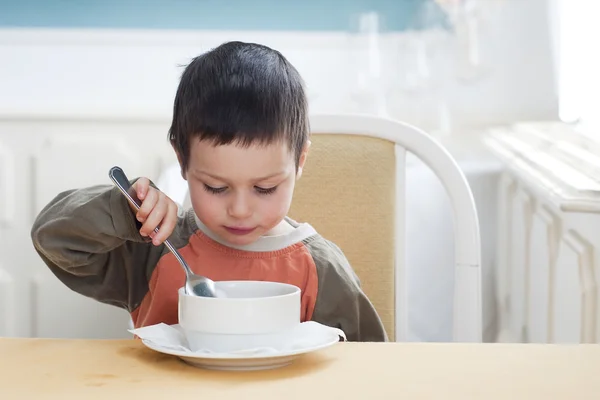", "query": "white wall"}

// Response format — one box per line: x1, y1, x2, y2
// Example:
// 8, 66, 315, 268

0, 0, 557, 131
